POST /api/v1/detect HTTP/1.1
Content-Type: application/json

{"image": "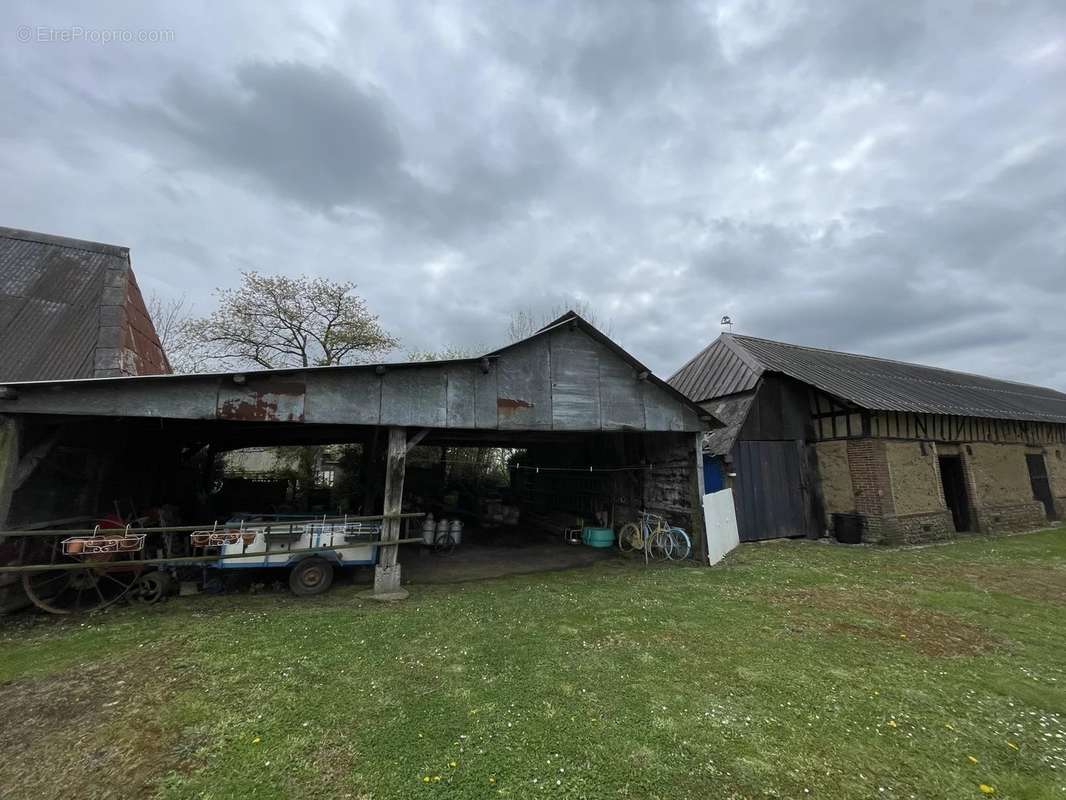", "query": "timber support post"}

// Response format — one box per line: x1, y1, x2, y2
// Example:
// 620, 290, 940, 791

368, 426, 408, 600
0, 415, 20, 532
690, 431, 708, 562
